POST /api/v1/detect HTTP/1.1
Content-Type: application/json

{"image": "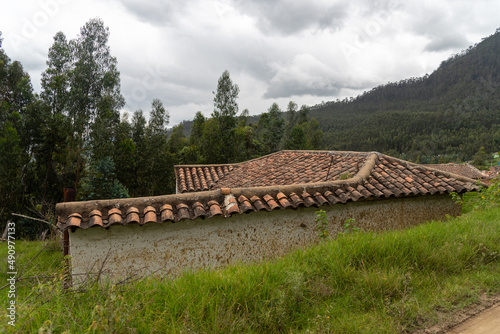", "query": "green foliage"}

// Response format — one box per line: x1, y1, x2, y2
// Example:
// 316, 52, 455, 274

257, 102, 284, 154
285, 123, 308, 150
339, 172, 354, 180
113, 113, 136, 192
41, 31, 70, 115
77, 156, 129, 200
0, 118, 23, 218
140, 99, 175, 195
167, 124, 188, 155
210, 70, 239, 163
234, 122, 262, 162
463, 177, 500, 212
213, 70, 239, 119
189, 111, 205, 148
450, 192, 463, 206
472, 146, 490, 168
69, 18, 124, 141
342, 218, 360, 234
200, 117, 222, 164
315, 209, 329, 239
